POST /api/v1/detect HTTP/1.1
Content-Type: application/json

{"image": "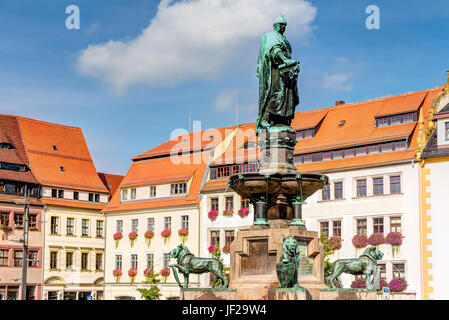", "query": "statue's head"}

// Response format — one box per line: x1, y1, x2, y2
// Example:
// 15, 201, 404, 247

282, 236, 298, 256
169, 244, 186, 259
362, 246, 384, 261
273, 15, 287, 34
